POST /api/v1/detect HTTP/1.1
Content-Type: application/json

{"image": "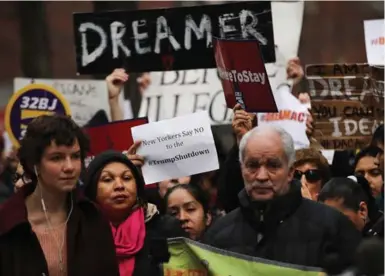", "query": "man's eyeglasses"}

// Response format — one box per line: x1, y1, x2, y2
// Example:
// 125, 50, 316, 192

294, 169, 322, 183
